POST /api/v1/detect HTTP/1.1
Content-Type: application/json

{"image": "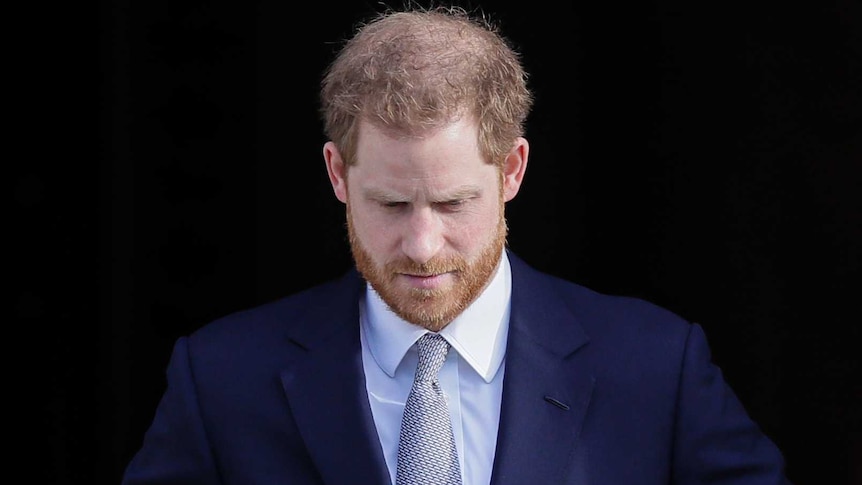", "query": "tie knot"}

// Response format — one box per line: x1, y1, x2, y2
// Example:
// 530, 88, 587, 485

415, 333, 450, 381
